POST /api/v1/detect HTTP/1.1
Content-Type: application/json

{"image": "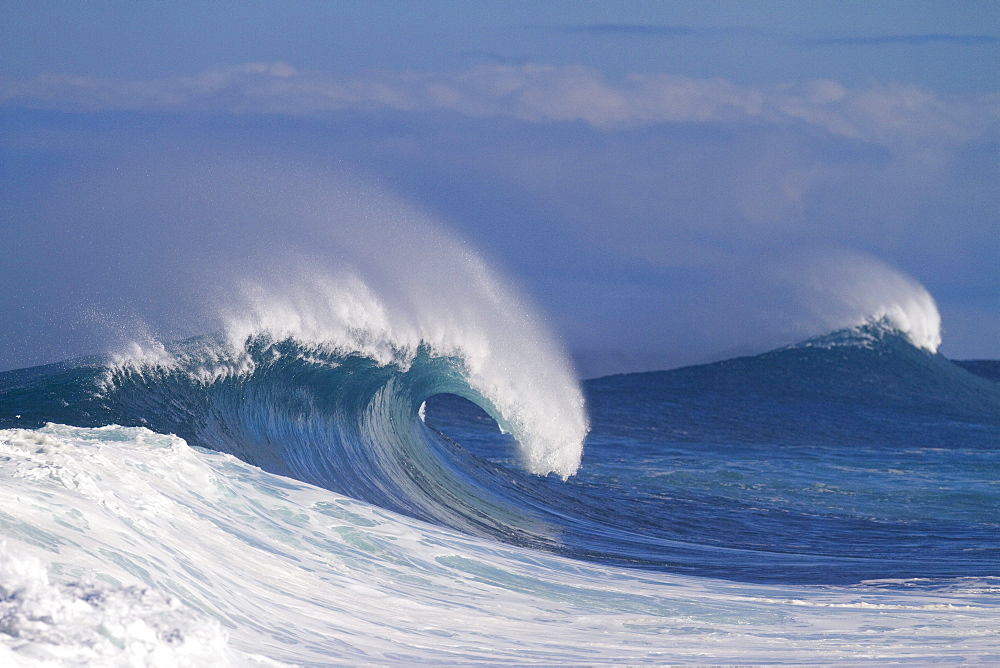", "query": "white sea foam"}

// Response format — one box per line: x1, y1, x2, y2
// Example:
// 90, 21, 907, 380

0, 545, 235, 667
0, 424, 996, 665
